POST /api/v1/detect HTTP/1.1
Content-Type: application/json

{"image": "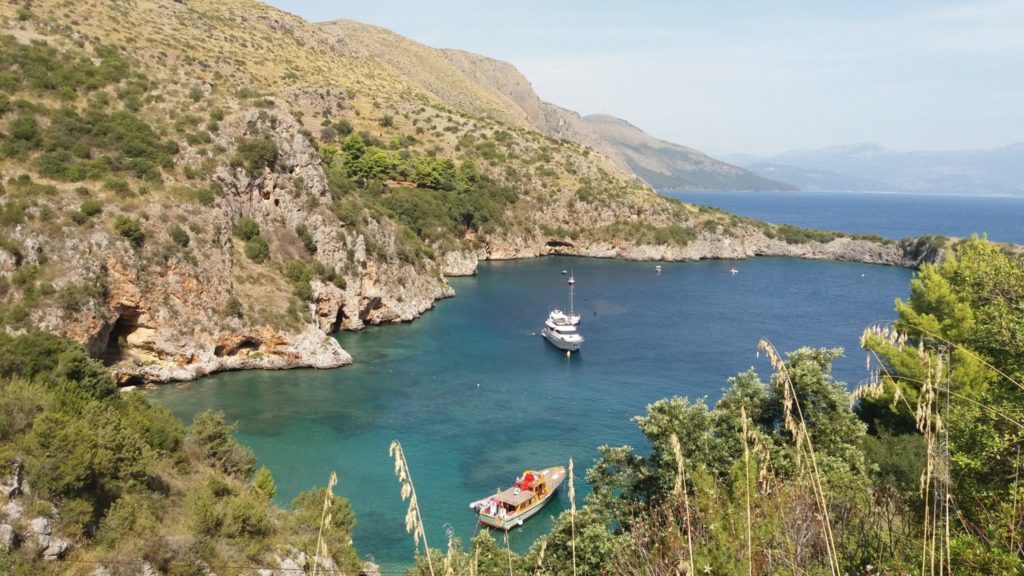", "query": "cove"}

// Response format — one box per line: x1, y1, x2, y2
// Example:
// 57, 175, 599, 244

151, 255, 912, 571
